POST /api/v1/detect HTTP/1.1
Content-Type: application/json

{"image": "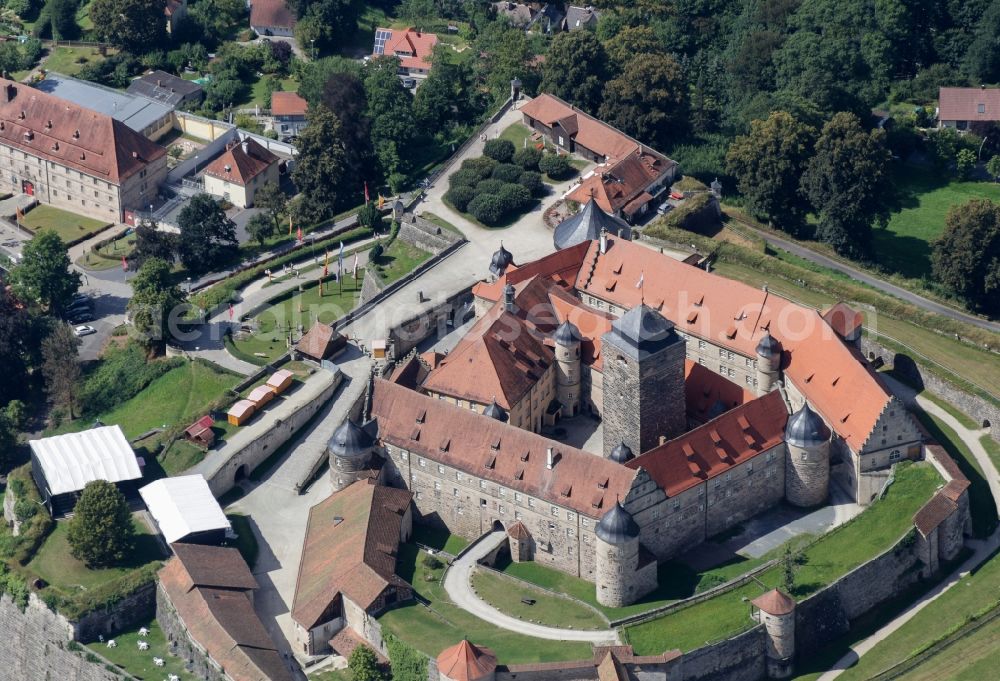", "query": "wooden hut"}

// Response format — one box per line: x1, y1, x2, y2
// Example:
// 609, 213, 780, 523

267, 369, 294, 395
184, 415, 216, 447
228, 399, 256, 426
248, 384, 274, 409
